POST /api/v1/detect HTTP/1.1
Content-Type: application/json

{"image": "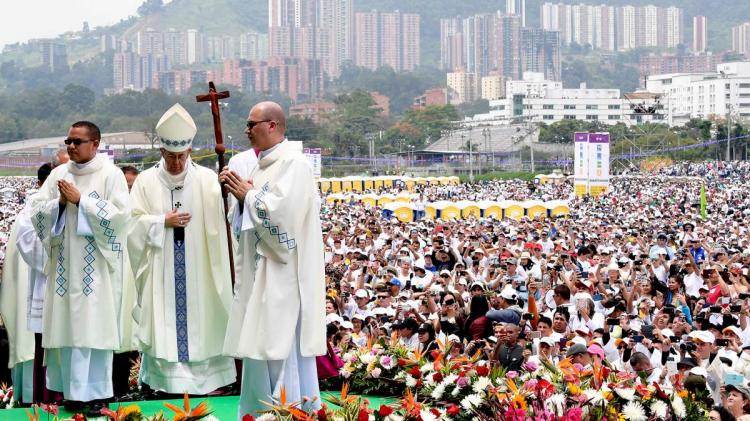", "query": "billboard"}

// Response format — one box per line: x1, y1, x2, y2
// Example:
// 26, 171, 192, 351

573, 132, 589, 197
587, 133, 610, 197
304, 148, 322, 178
573, 132, 610, 197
